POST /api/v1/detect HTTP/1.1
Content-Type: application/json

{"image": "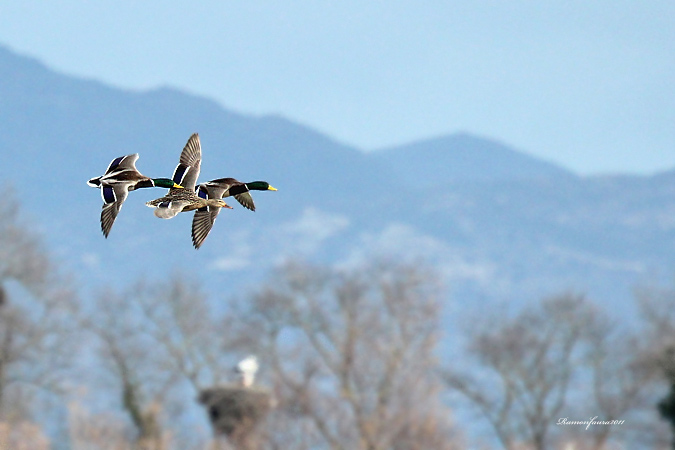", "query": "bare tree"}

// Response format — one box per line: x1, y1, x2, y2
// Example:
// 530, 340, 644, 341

582, 319, 662, 448
226, 259, 461, 450
79, 277, 225, 449
67, 400, 136, 450
635, 284, 675, 448
636, 283, 675, 363
443, 294, 655, 450
75, 259, 461, 450
79, 285, 178, 449
0, 193, 77, 422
